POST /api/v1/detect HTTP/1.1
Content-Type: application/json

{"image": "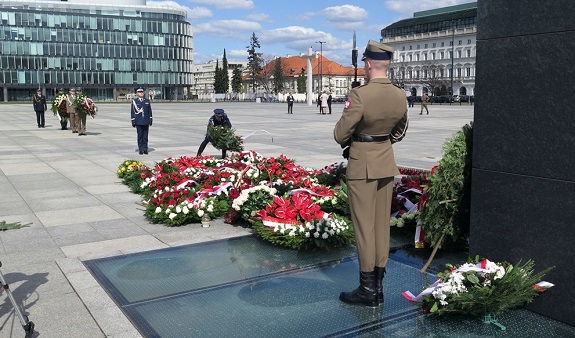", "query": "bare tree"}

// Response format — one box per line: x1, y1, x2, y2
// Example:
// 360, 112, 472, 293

420, 62, 449, 96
